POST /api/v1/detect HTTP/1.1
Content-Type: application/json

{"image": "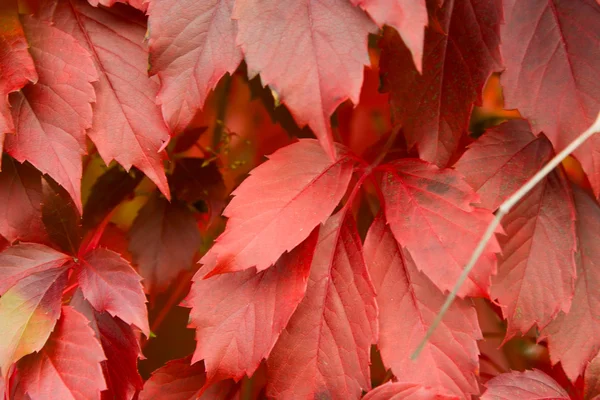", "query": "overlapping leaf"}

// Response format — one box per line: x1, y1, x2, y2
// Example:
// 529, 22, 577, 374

364, 216, 481, 397
0, 266, 69, 377
77, 248, 149, 336
233, 0, 377, 159
0, 0, 37, 138
454, 119, 554, 211
380, 0, 502, 166
0, 158, 44, 243
17, 306, 107, 400
139, 356, 236, 400
350, 0, 427, 71
363, 382, 458, 400
266, 213, 377, 399
184, 230, 317, 384
544, 186, 600, 380
47, 0, 171, 199
70, 291, 143, 400
201, 140, 354, 276
0, 243, 70, 295
5, 15, 97, 211
129, 194, 200, 293
500, 0, 600, 196
585, 353, 600, 400
481, 369, 569, 400
490, 151, 576, 338
146, 0, 242, 133
380, 159, 499, 297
